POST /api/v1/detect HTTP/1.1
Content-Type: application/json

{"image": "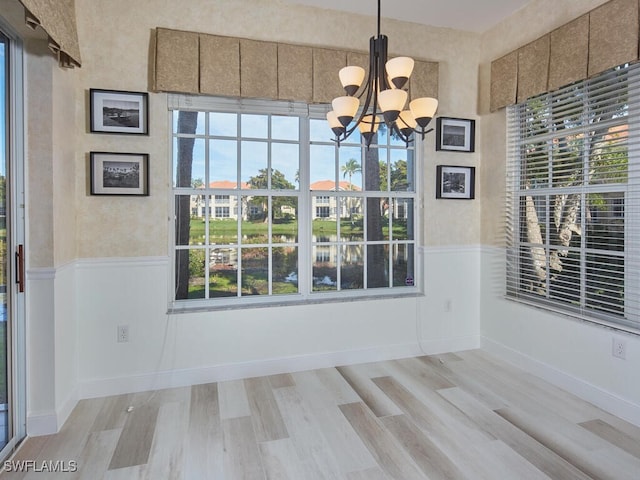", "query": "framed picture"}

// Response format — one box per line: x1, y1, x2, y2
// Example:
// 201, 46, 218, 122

436, 165, 475, 200
90, 152, 149, 196
90, 89, 149, 134
436, 117, 475, 152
